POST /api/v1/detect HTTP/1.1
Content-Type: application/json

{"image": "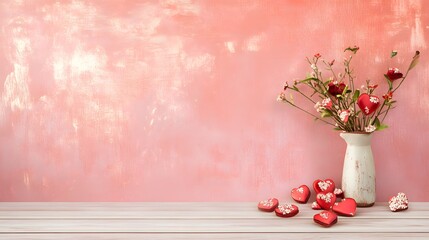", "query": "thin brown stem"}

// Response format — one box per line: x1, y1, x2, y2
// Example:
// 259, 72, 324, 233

279, 99, 336, 127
